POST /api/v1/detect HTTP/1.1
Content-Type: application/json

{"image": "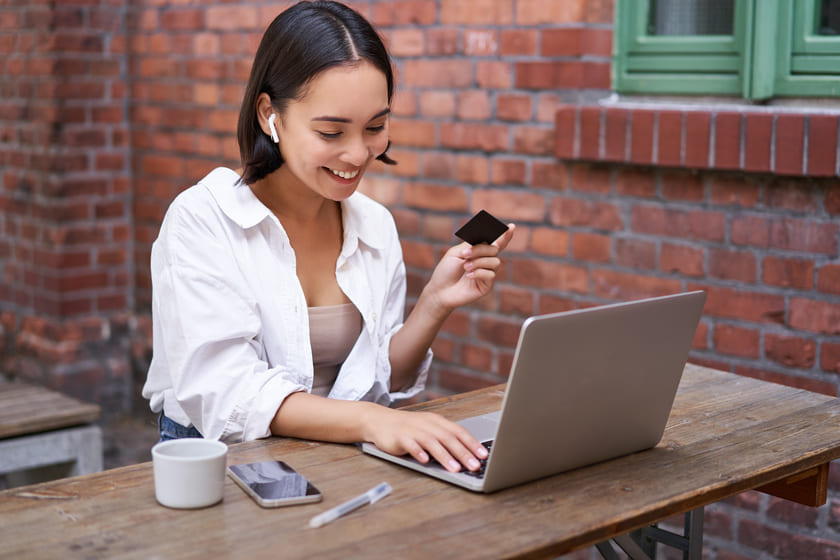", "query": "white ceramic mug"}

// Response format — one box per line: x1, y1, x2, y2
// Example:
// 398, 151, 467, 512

151, 439, 228, 509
